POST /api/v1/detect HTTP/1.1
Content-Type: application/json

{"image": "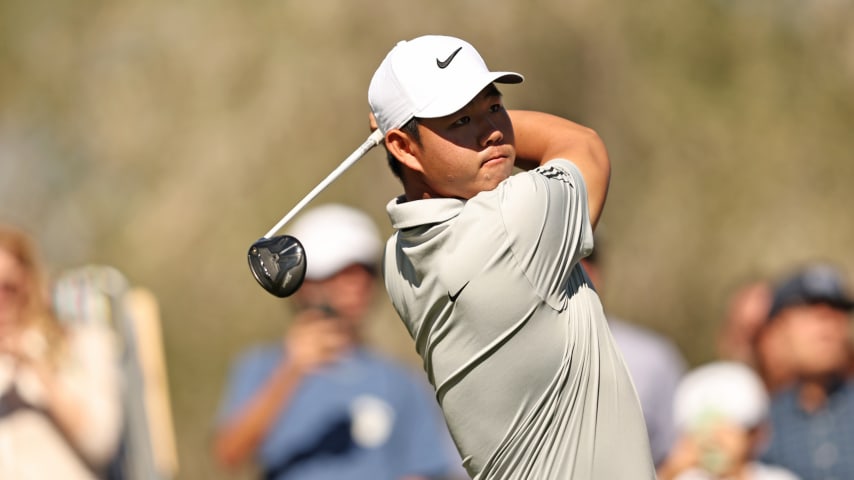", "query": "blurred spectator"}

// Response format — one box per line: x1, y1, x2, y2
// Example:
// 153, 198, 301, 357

581, 245, 687, 467
658, 361, 799, 480
718, 279, 797, 393
758, 263, 854, 479
717, 280, 772, 365
753, 309, 799, 395
213, 204, 463, 480
53, 265, 180, 480
0, 225, 122, 479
